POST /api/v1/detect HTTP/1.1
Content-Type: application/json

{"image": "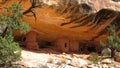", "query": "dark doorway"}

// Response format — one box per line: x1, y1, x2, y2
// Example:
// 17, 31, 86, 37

37, 39, 52, 48
64, 43, 67, 48
87, 46, 96, 52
